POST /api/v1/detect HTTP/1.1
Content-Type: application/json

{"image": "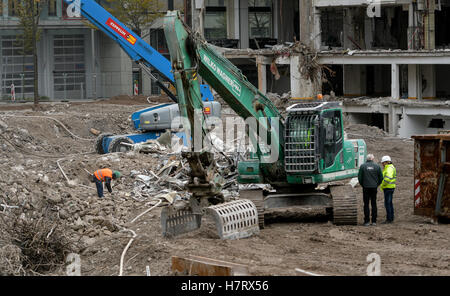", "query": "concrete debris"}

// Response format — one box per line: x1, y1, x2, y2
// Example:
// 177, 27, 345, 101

348, 178, 359, 188
132, 139, 168, 154
90, 128, 101, 136
130, 150, 239, 204
266, 92, 292, 110
0, 96, 448, 276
